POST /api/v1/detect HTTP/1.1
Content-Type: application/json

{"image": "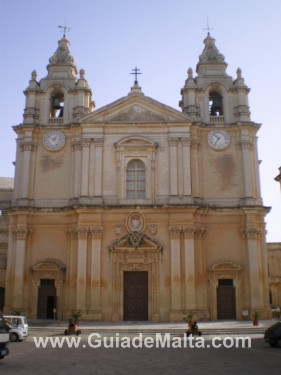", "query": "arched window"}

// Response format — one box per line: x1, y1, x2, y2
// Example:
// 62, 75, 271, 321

50, 93, 64, 118
126, 159, 146, 199
209, 91, 223, 116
